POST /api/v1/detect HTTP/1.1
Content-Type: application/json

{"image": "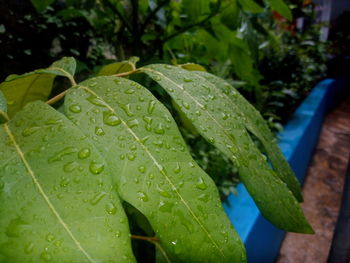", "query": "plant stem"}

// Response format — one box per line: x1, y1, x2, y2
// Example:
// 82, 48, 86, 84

46, 90, 69, 105
131, 235, 159, 242
113, 69, 141, 77
131, 235, 171, 263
